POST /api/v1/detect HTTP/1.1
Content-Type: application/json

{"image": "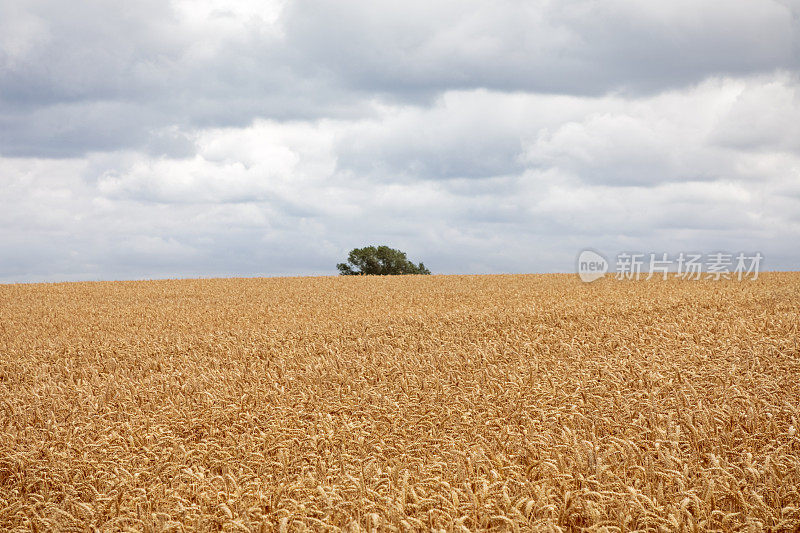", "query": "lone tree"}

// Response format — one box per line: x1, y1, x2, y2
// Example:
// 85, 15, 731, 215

337, 246, 431, 275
